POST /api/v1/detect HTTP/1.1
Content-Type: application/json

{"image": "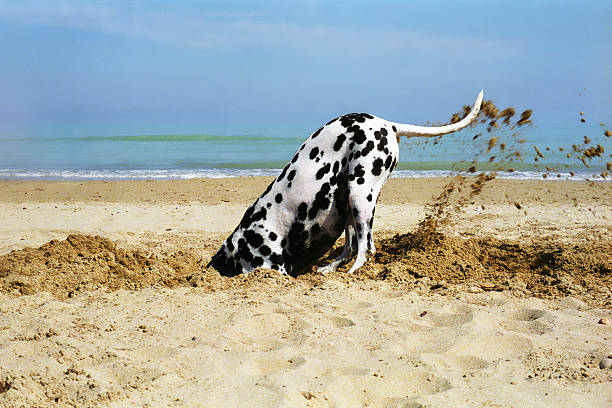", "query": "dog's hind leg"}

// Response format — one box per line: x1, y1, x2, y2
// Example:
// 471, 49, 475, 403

317, 223, 356, 274
345, 159, 393, 274
367, 206, 376, 256
345, 190, 378, 273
